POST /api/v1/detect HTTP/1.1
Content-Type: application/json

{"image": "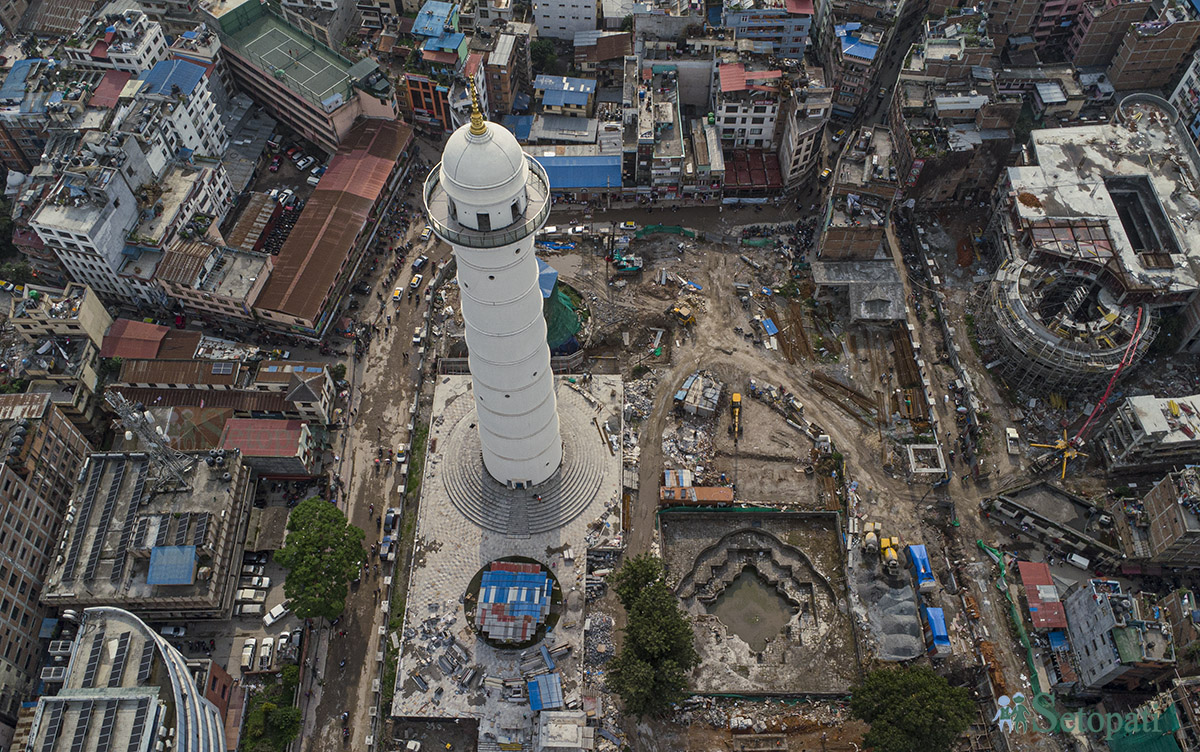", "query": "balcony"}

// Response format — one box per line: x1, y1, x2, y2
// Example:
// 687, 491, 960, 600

423, 156, 551, 249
